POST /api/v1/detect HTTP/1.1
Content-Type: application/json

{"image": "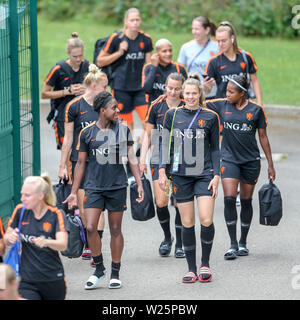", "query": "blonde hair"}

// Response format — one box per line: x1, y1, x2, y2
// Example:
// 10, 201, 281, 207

66, 32, 84, 54
0, 264, 16, 285
216, 21, 238, 53
124, 7, 140, 21
155, 38, 172, 51
83, 64, 108, 87
182, 74, 206, 106
24, 173, 56, 206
